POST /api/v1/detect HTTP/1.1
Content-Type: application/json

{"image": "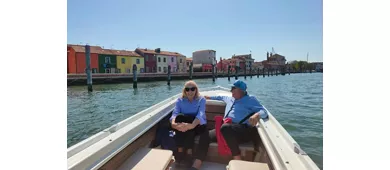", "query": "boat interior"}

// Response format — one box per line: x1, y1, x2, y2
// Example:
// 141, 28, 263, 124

97, 100, 273, 170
